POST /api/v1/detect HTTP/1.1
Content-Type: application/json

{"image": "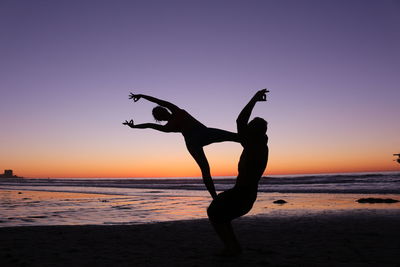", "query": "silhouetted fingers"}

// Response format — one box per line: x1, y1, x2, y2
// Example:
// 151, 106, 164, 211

254, 90, 266, 101
129, 92, 140, 102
